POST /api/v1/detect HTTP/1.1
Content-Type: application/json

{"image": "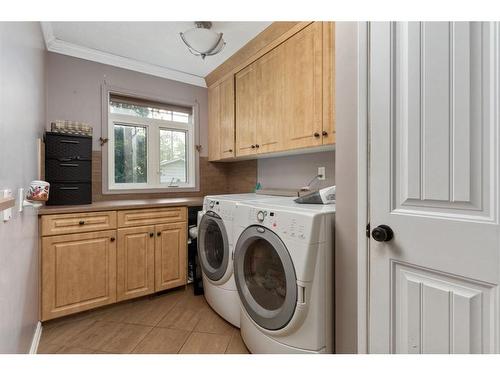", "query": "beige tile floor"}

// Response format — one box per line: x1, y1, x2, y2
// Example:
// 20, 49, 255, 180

37, 286, 249, 354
